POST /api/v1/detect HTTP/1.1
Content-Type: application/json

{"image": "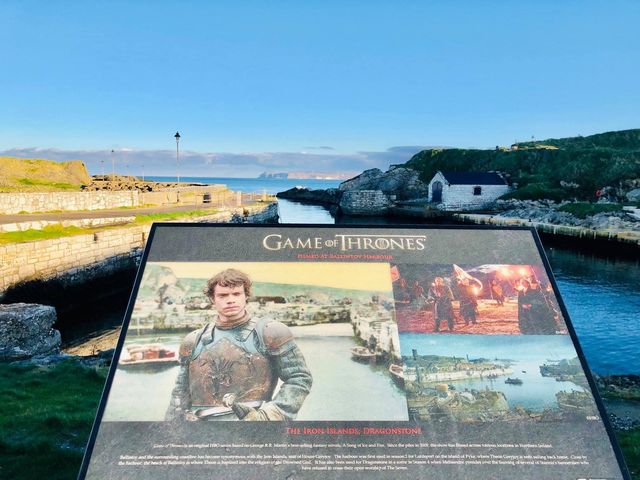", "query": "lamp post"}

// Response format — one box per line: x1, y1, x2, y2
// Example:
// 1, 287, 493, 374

111, 149, 115, 191
174, 131, 181, 203
174, 131, 181, 184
